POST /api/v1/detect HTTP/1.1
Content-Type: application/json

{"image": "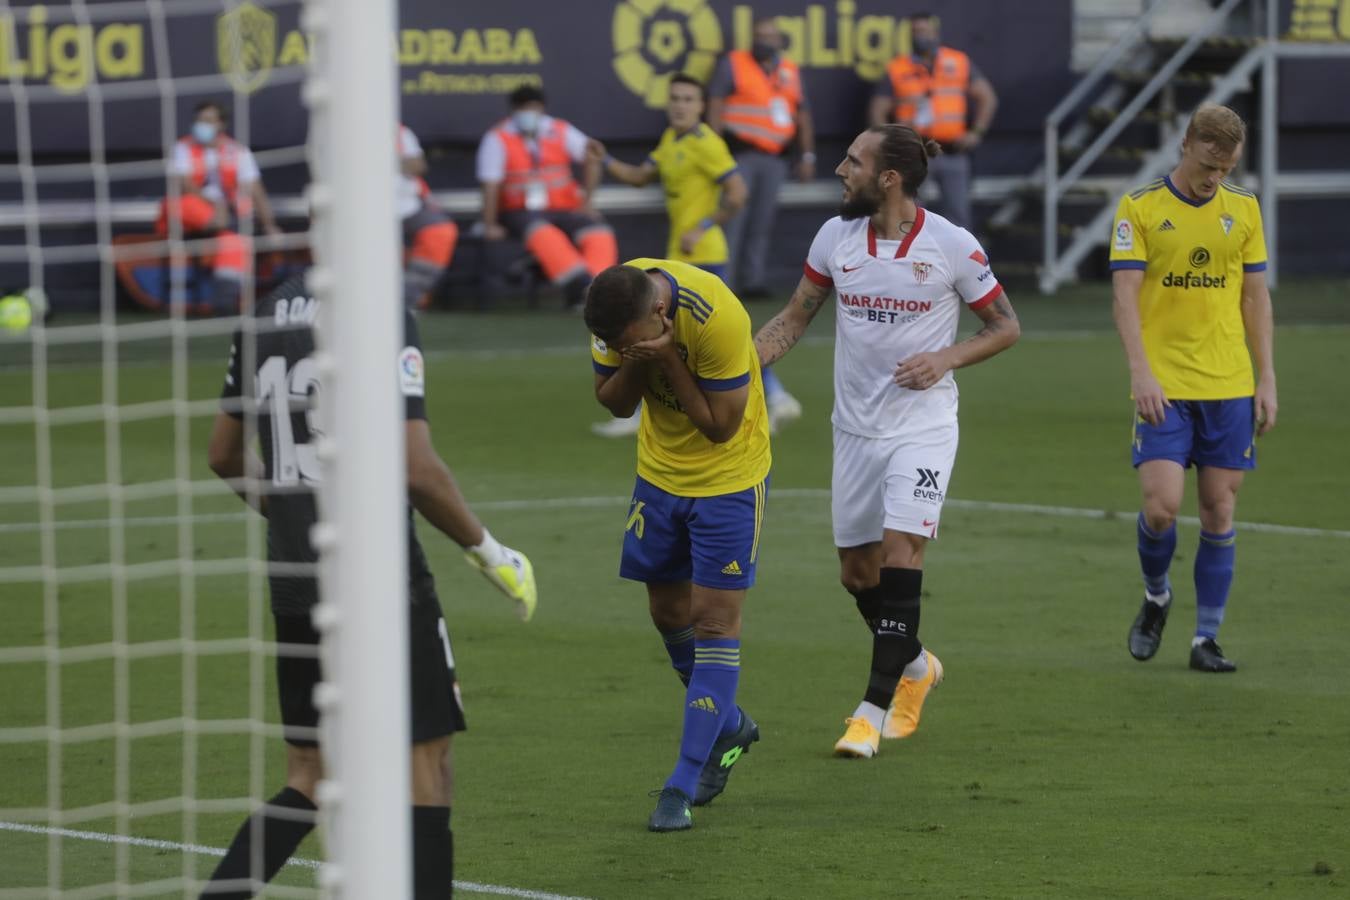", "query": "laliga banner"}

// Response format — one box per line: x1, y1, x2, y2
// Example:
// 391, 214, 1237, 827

0, 0, 1075, 154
